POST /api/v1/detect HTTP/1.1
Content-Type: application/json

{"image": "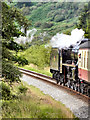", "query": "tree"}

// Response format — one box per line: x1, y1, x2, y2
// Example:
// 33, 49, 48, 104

2, 2, 30, 84
77, 2, 90, 38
